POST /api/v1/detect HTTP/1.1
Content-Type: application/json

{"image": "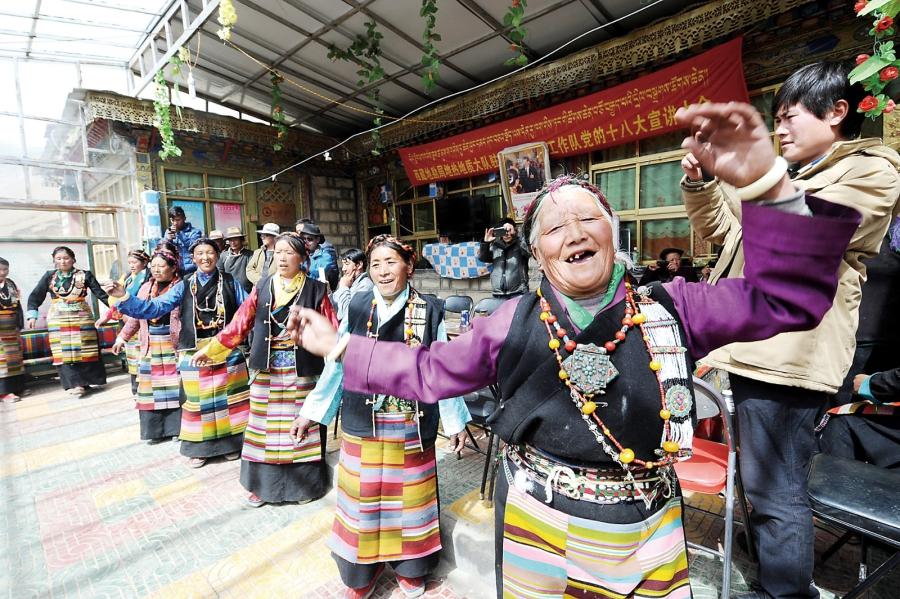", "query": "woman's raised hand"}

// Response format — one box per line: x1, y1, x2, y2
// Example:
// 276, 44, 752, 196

101, 280, 126, 298
676, 102, 781, 190
287, 307, 338, 356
